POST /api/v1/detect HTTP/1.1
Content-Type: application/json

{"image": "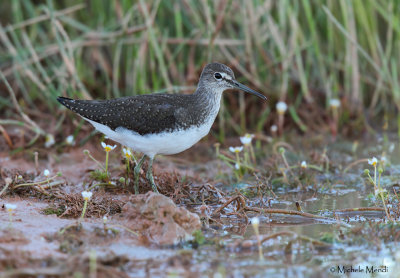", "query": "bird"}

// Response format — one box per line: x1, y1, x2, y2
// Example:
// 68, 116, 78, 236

57, 62, 267, 194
